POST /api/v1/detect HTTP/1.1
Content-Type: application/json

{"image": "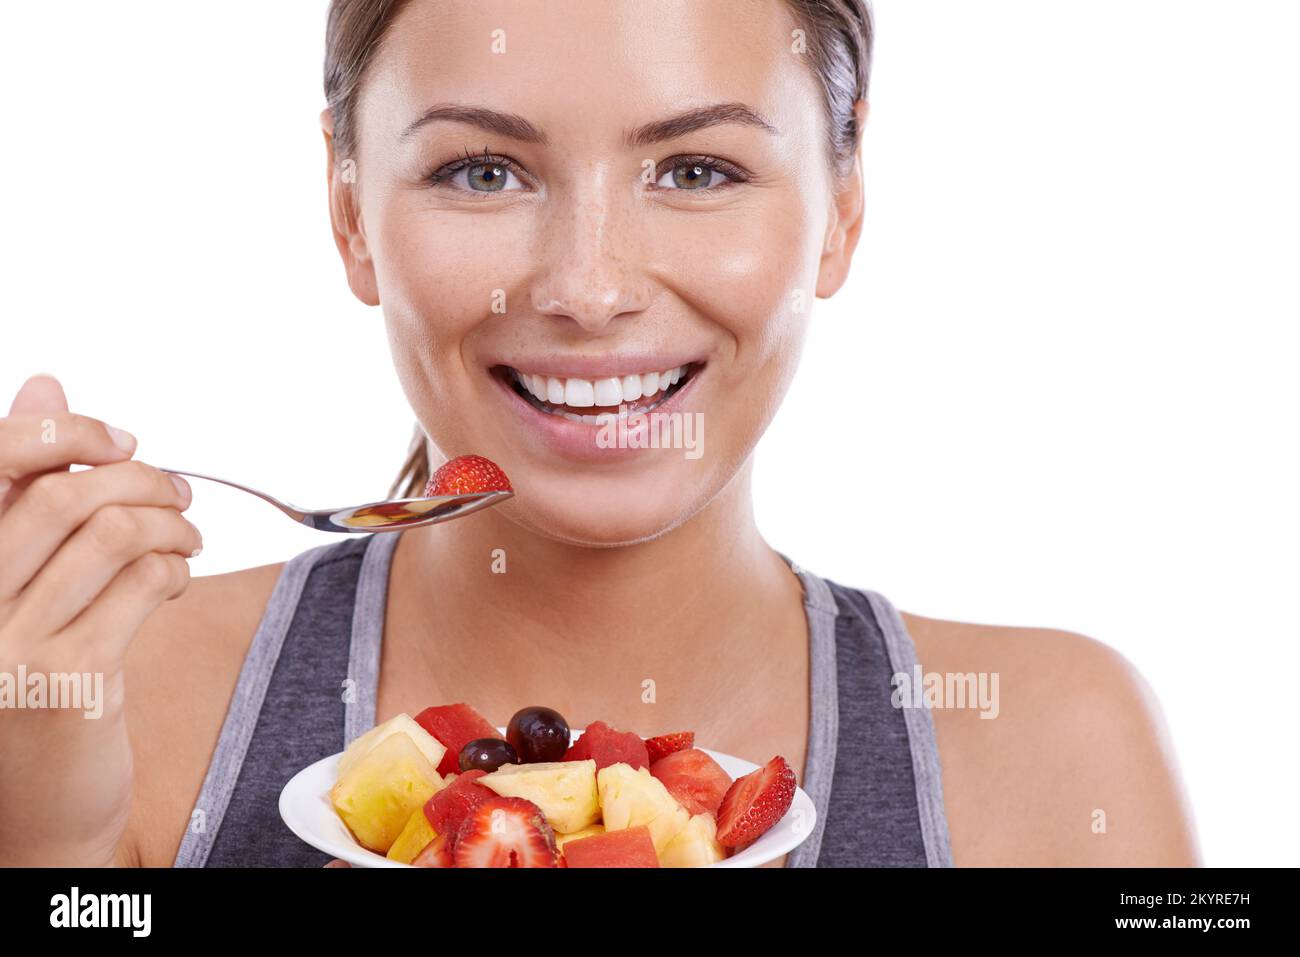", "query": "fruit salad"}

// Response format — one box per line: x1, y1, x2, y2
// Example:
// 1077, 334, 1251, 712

328, 703, 797, 868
